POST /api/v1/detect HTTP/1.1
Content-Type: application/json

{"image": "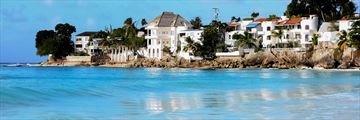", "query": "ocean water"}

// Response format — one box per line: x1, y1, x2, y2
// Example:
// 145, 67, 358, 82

0, 67, 359, 120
